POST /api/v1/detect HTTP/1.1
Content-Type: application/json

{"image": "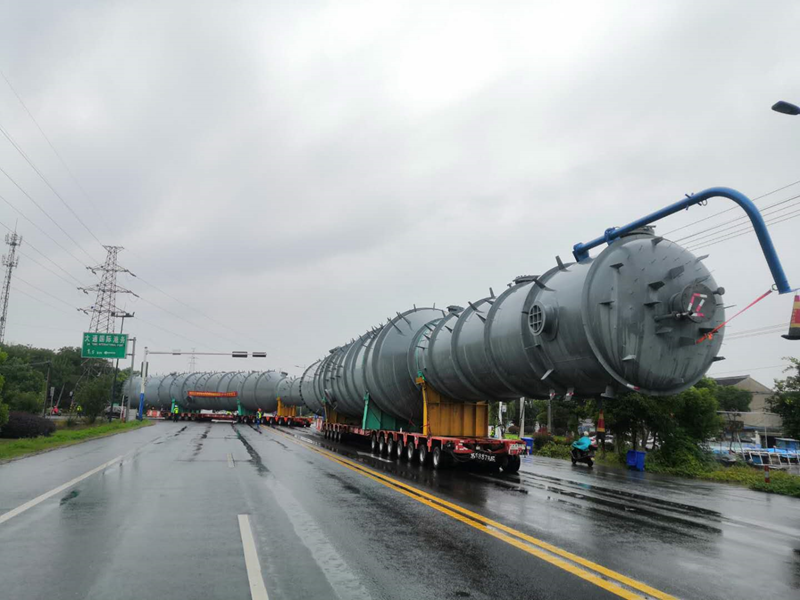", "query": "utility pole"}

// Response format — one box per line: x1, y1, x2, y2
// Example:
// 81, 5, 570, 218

519, 397, 526, 438
0, 230, 22, 345
108, 311, 134, 421
123, 336, 136, 422
547, 390, 554, 433
40, 363, 51, 417
188, 348, 197, 371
